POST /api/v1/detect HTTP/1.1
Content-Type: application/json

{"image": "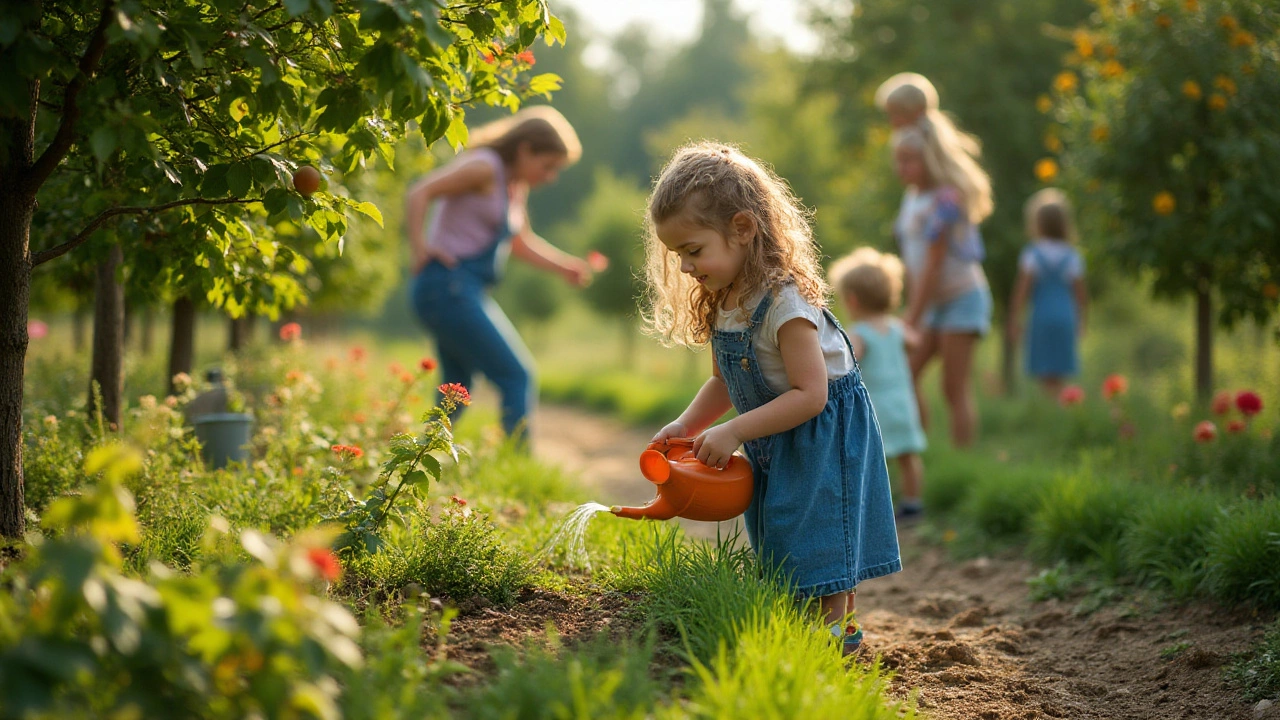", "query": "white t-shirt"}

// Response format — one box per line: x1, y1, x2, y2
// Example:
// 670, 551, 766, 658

1018, 240, 1084, 280
716, 284, 855, 396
